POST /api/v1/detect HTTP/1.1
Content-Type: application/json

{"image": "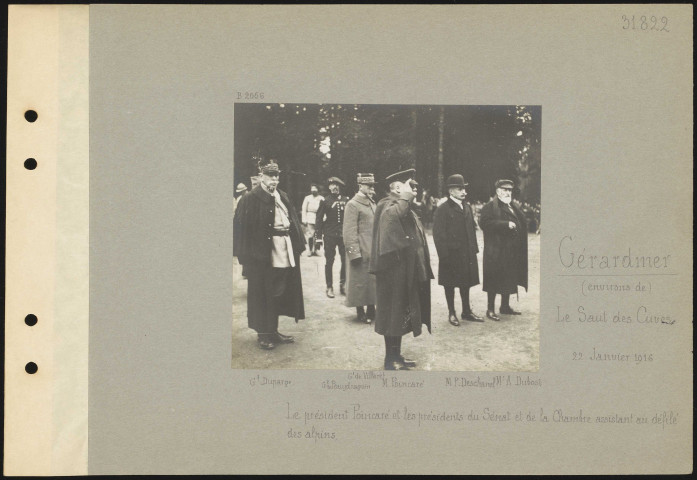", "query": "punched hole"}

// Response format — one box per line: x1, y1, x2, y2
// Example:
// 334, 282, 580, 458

24, 110, 38, 122
25, 362, 38, 374
24, 158, 37, 170
24, 314, 38, 326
